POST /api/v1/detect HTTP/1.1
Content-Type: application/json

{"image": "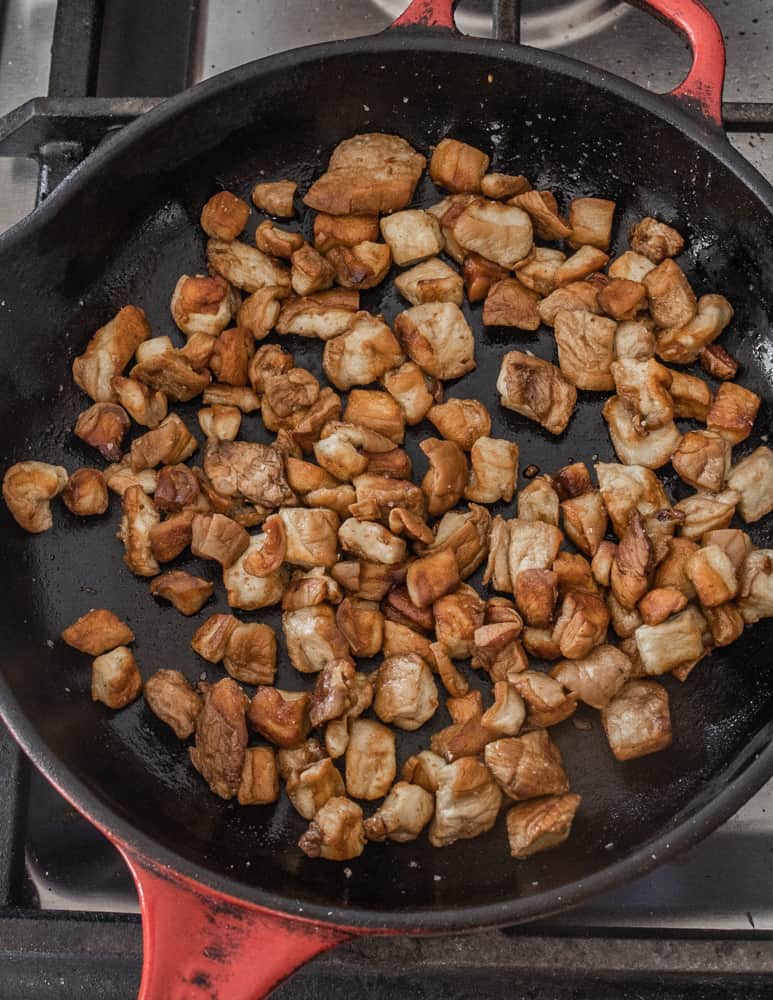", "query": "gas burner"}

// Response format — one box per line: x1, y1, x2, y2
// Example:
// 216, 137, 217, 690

372, 0, 628, 47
